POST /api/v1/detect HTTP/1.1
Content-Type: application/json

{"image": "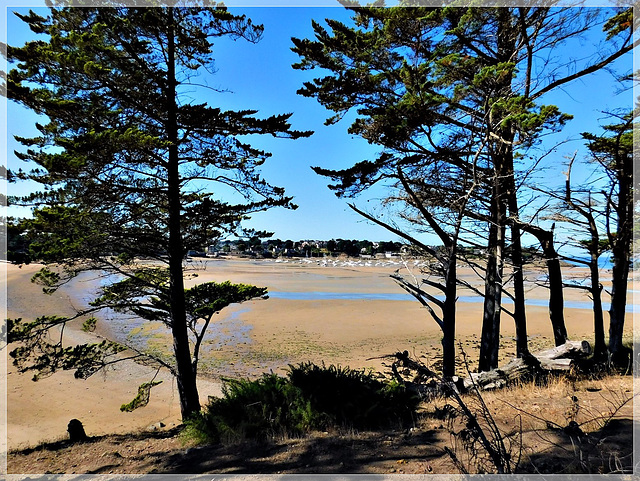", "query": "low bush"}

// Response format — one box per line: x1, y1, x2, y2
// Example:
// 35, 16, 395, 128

288, 362, 417, 429
186, 362, 419, 444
